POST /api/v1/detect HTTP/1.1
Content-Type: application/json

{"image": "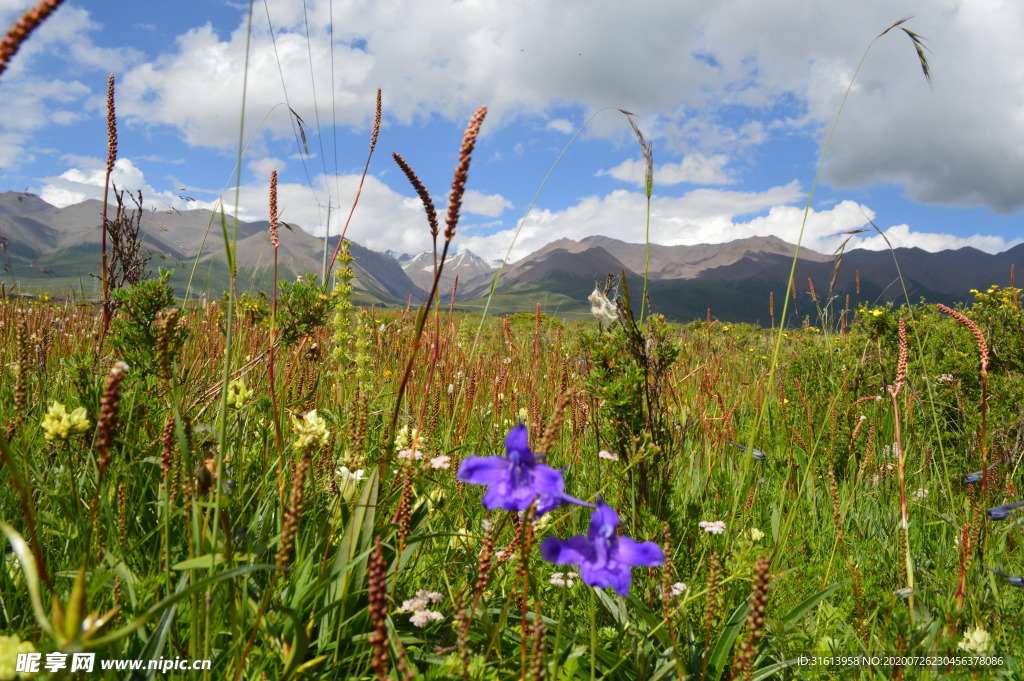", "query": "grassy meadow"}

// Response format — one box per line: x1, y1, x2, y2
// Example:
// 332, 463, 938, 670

2, 4, 1023, 680
2, 271, 1024, 680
